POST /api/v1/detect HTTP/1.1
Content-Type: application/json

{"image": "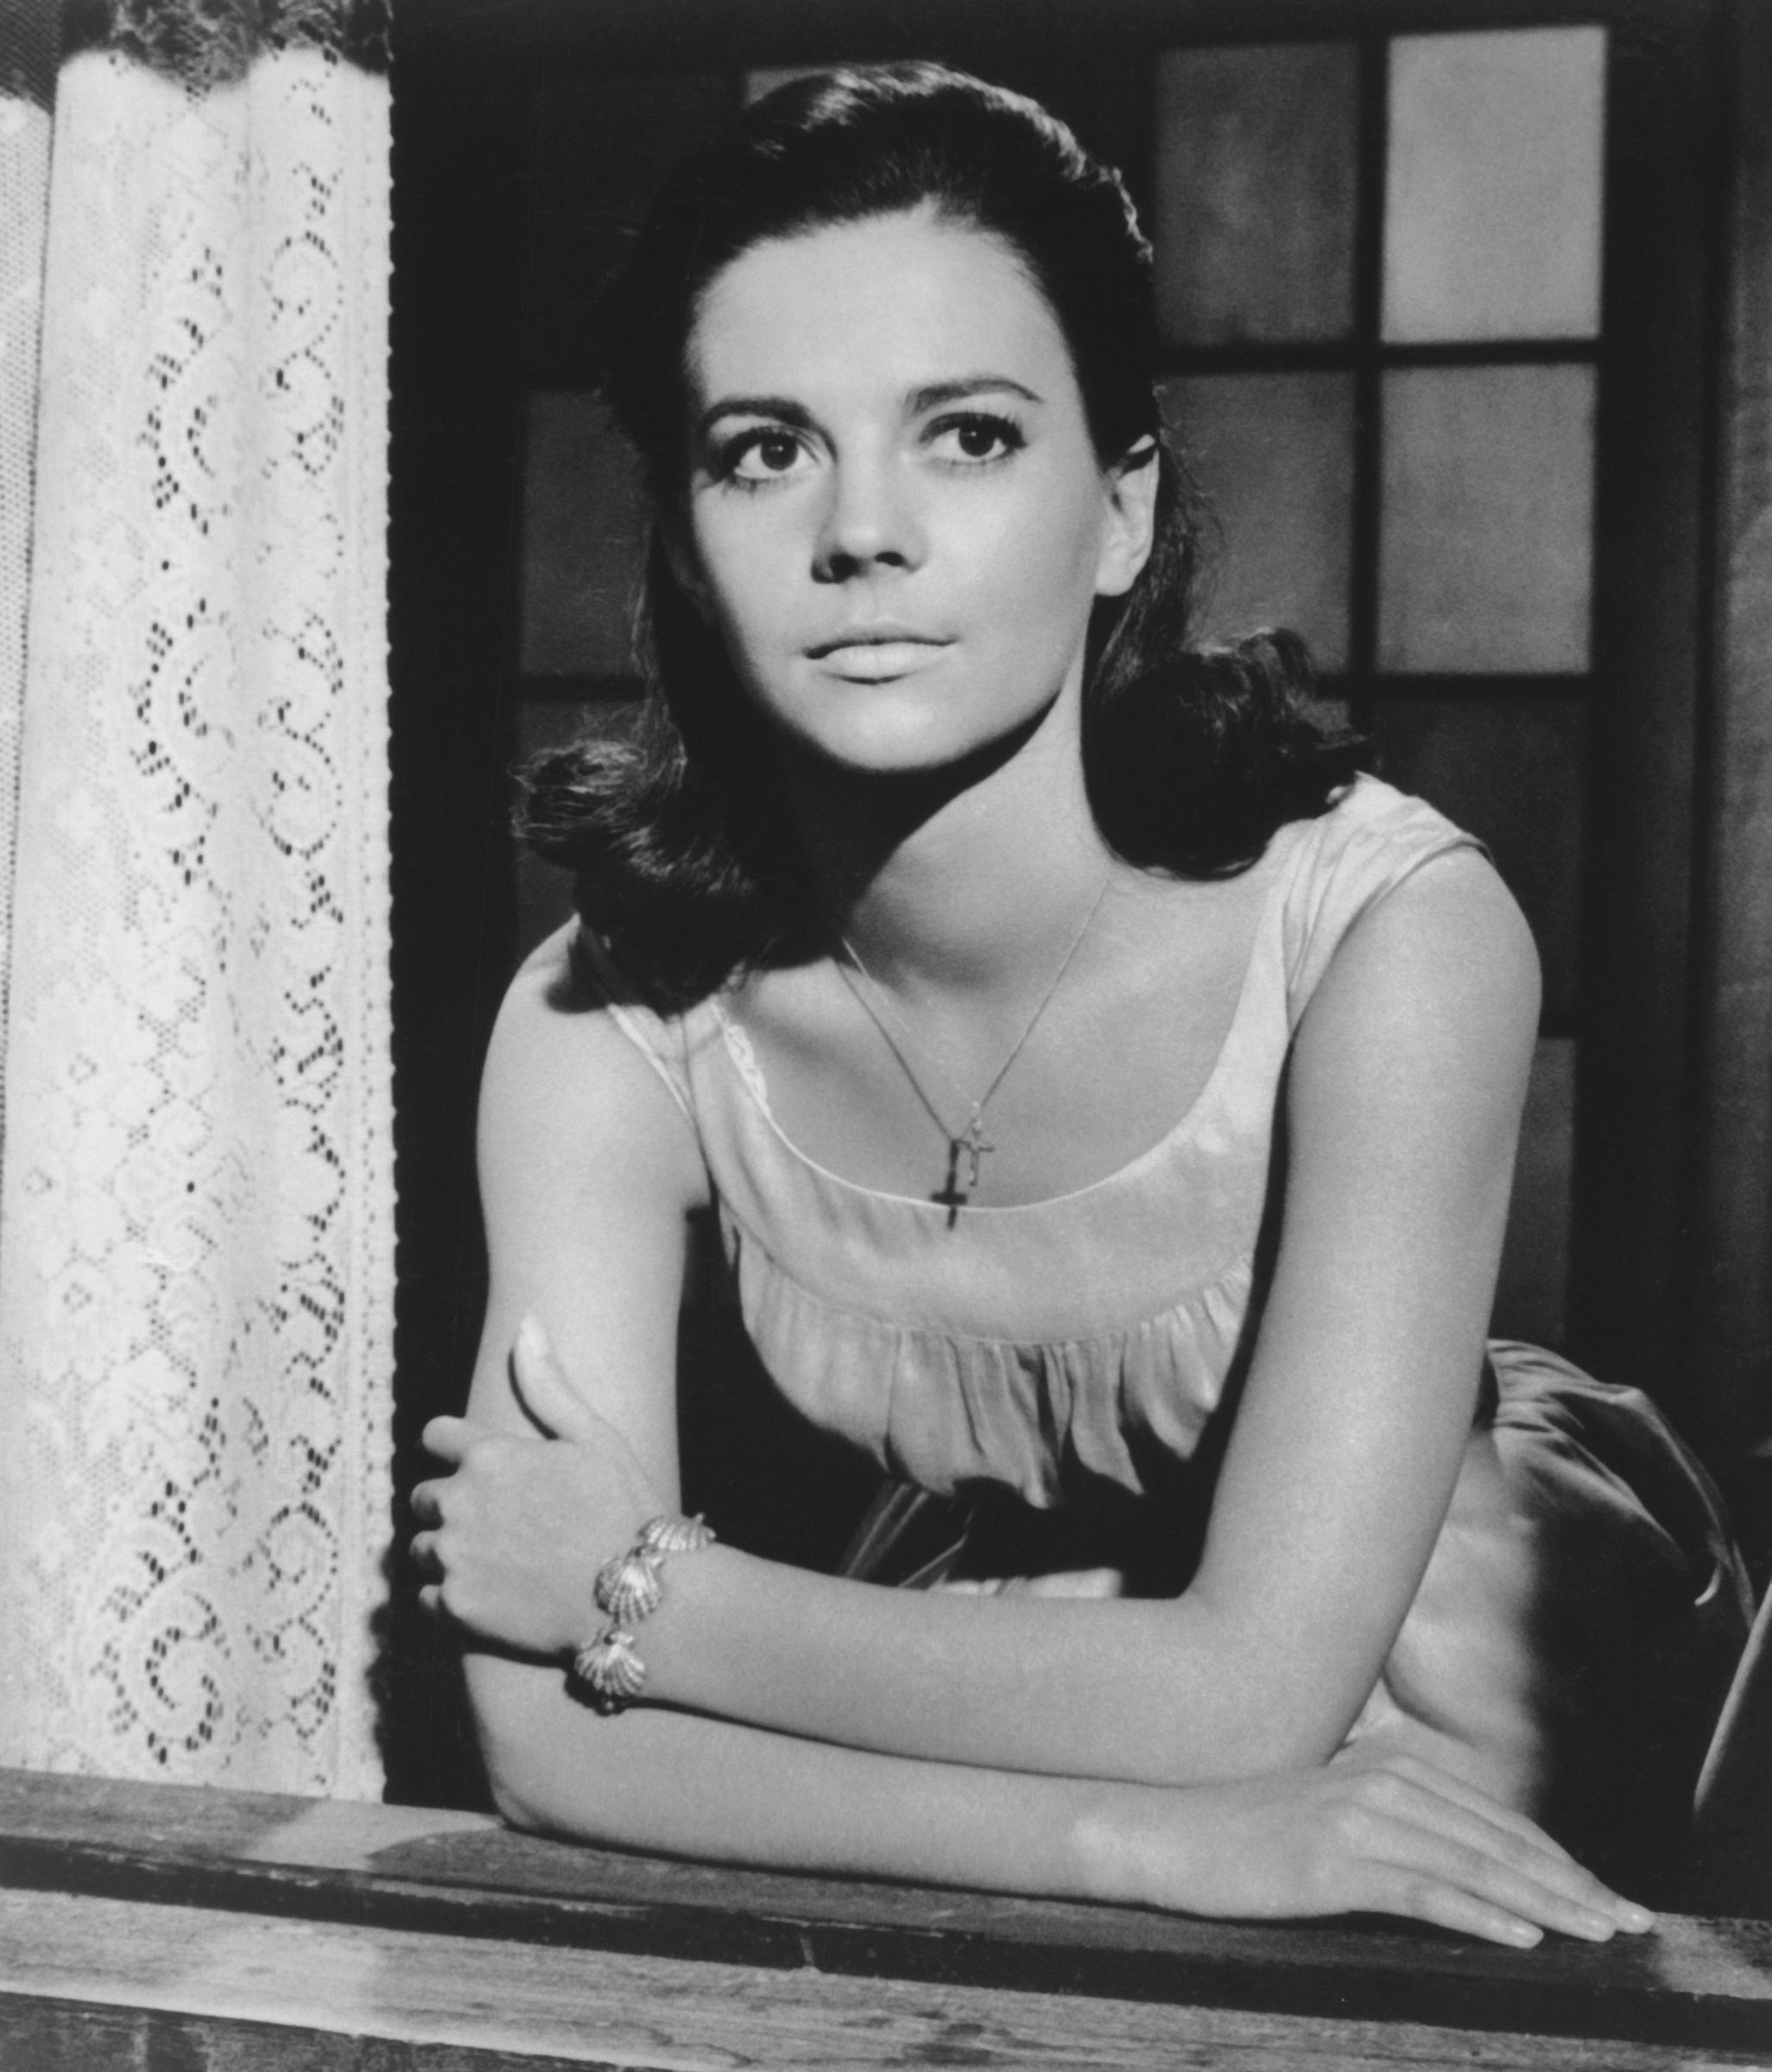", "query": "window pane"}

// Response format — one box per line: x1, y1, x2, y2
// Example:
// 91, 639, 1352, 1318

1369, 694, 1584, 1030
1154, 43, 1358, 346
1383, 28, 1605, 343
1378, 363, 1595, 673
1161, 372, 1354, 667
520, 392, 649, 678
